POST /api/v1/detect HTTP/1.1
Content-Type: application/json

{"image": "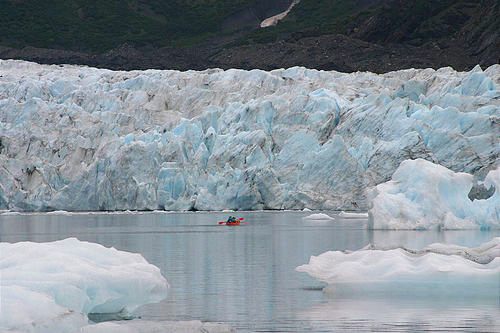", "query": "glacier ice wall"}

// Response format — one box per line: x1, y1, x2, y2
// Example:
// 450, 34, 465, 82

368, 159, 500, 230
0, 60, 498, 211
